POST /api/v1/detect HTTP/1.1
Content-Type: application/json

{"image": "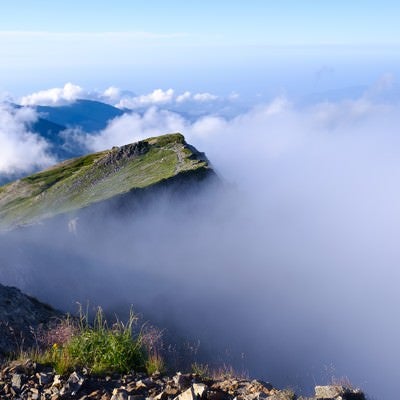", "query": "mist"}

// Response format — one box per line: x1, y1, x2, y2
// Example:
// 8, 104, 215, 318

2, 91, 400, 399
